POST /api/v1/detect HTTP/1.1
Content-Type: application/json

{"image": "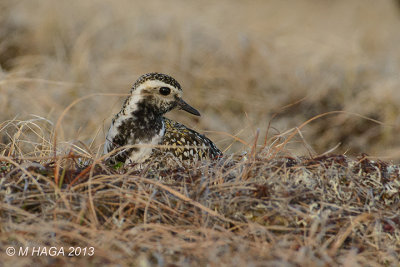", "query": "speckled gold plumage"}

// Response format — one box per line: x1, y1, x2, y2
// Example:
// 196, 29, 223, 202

162, 118, 222, 161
